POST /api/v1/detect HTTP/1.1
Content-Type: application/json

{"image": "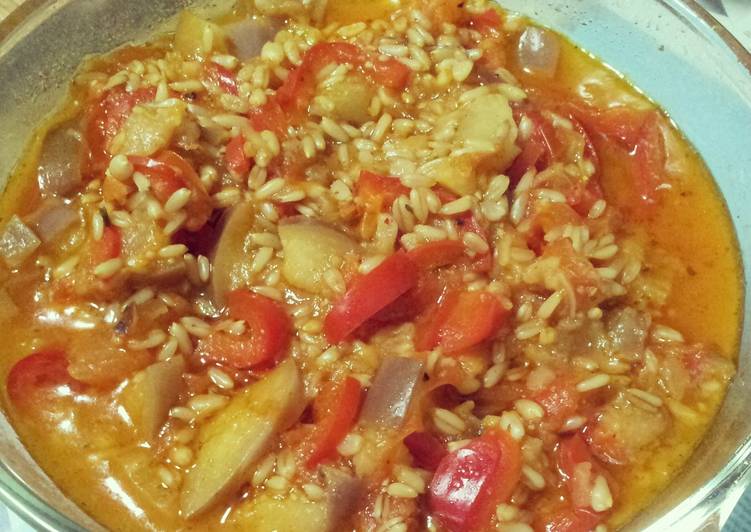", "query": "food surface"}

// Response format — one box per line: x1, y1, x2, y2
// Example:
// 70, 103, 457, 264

0, 0, 742, 531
